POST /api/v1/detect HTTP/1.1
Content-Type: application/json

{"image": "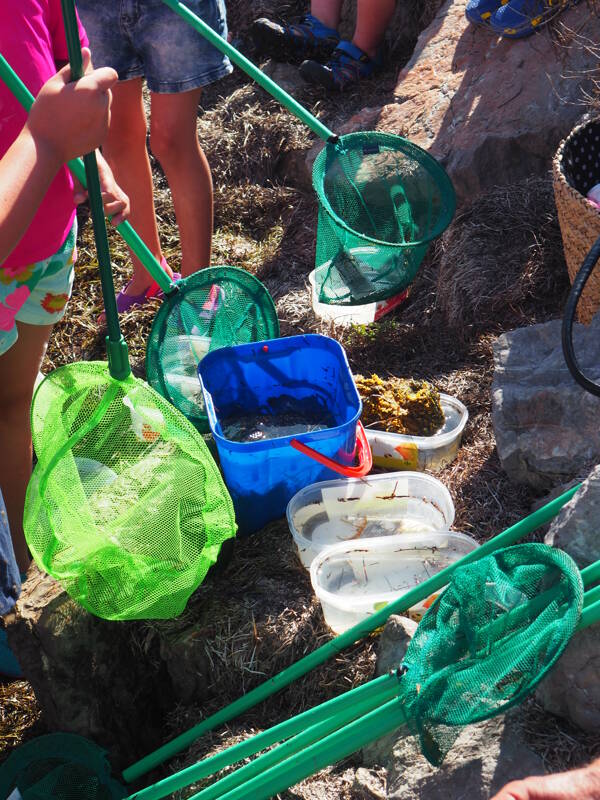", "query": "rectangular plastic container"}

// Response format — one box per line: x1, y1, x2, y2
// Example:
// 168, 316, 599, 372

364, 394, 468, 472
287, 471, 455, 569
199, 334, 362, 536
310, 531, 479, 633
